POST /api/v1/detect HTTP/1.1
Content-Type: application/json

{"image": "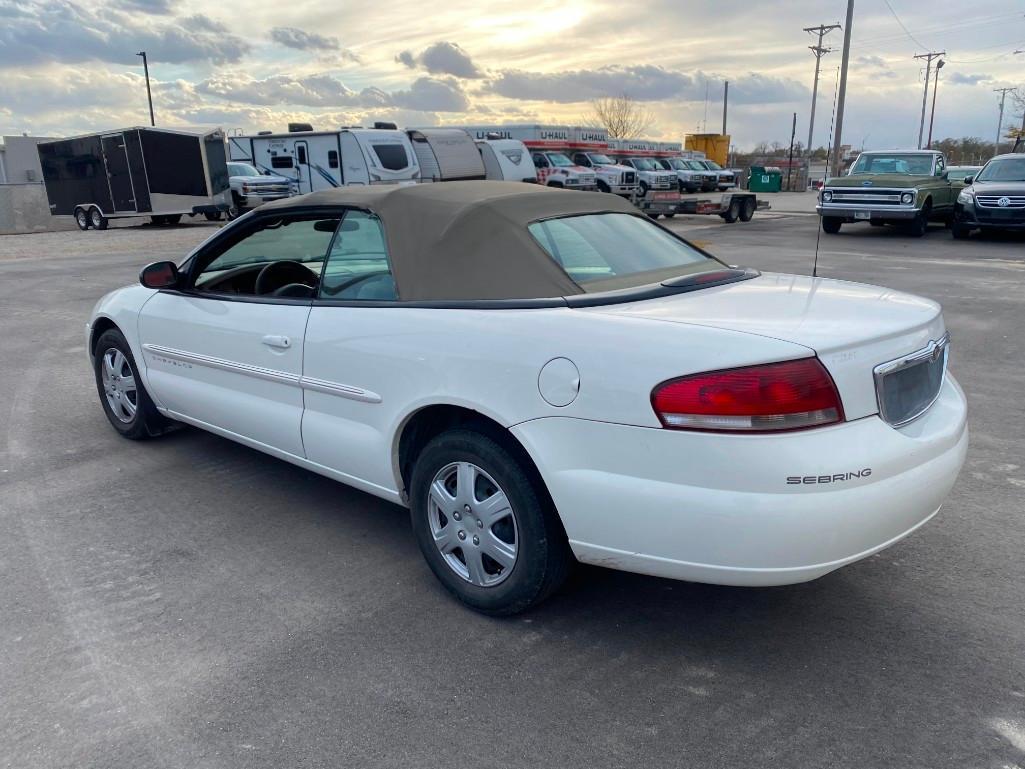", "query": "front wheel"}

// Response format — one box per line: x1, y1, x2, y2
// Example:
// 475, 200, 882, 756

951, 223, 971, 240
637, 181, 650, 198
821, 216, 842, 234
93, 329, 174, 440
409, 428, 571, 615
907, 205, 930, 238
